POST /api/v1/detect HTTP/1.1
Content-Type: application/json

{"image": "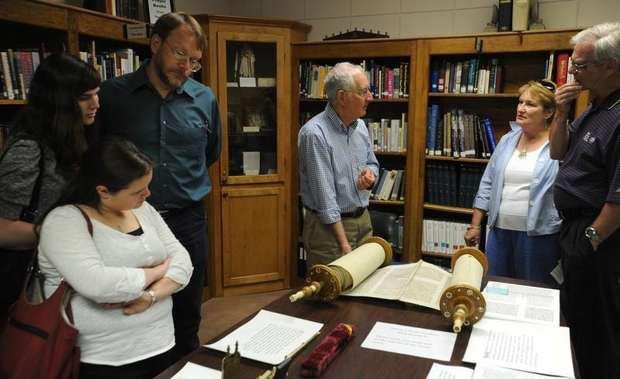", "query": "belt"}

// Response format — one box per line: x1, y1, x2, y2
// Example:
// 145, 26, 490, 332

557, 208, 599, 221
304, 206, 366, 218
